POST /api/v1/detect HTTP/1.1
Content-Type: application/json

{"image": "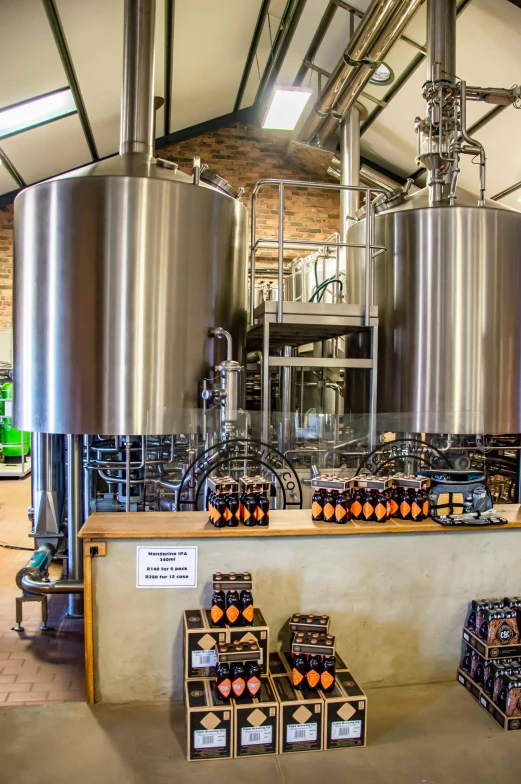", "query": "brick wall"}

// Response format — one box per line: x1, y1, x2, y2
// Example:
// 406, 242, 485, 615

0, 122, 340, 330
